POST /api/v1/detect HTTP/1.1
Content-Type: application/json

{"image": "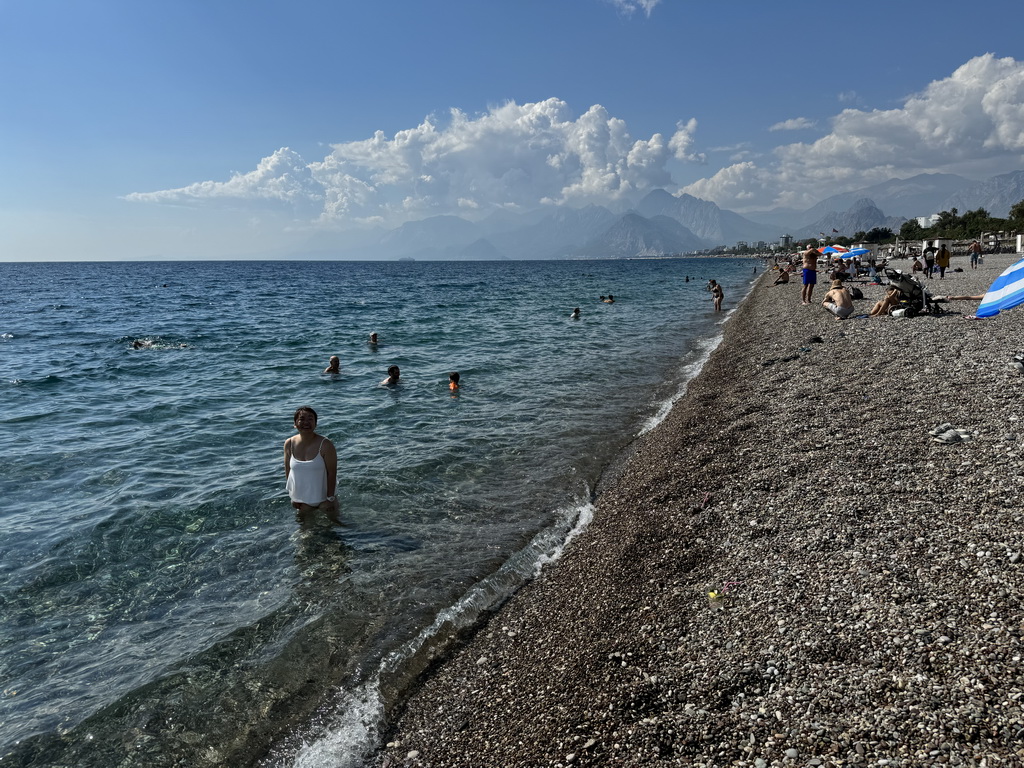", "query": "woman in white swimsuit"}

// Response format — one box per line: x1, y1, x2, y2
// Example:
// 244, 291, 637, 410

283, 406, 340, 524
